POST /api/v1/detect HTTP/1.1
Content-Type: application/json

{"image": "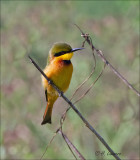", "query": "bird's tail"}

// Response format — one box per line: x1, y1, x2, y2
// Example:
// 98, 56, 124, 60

41, 103, 53, 125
